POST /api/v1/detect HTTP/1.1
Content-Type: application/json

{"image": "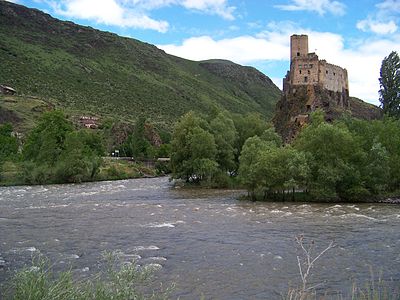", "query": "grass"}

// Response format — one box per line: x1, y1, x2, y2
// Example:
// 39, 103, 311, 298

2, 252, 173, 300
0, 159, 158, 186
0, 1, 281, 133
